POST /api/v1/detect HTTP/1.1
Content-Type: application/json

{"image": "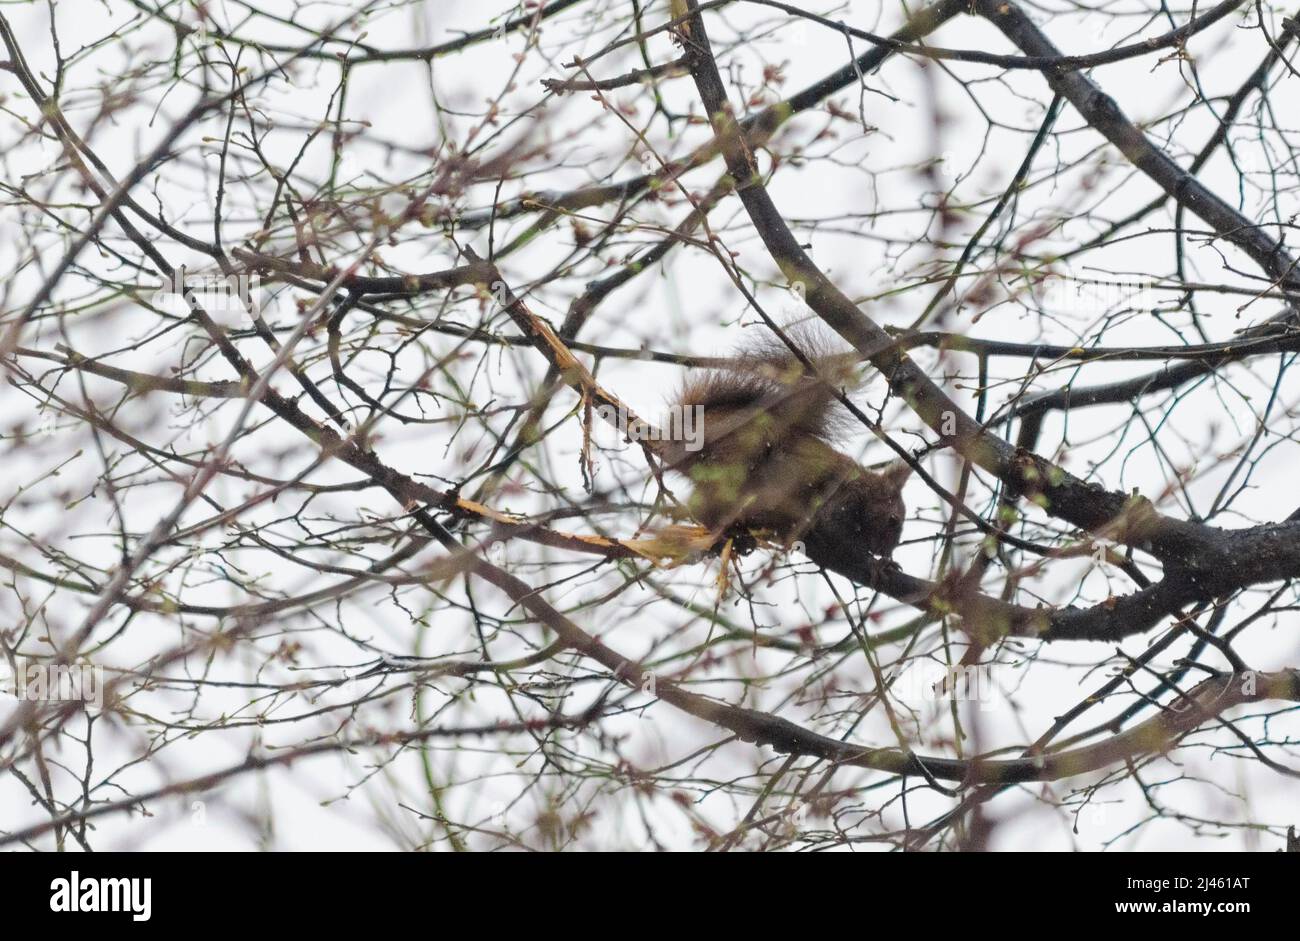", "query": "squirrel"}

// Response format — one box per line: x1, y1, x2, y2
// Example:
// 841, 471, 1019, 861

658, 327, 909, 565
